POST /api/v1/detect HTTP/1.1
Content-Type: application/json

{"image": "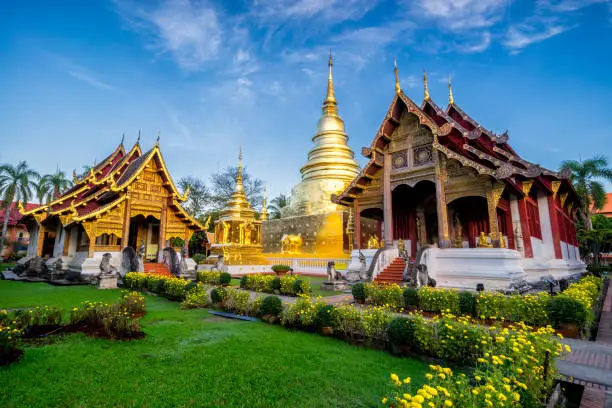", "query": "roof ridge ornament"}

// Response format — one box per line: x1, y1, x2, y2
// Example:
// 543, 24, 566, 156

156, 131, 160, 147
424, 69, 430, 101
136, 130, 141, 145
394, 58, 401, 94
448, 77, 454, 105
120, 133, 125, 146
